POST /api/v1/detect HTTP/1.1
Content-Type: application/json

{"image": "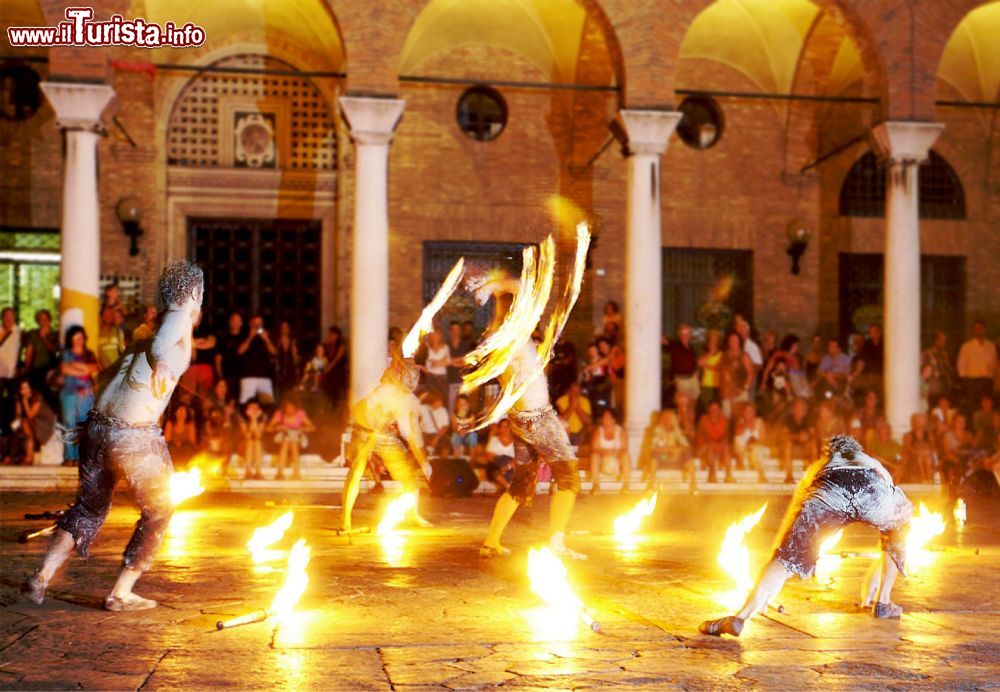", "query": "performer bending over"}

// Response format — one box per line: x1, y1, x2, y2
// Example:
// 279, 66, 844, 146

341, 357, 432, 532
23, 261, 203, 611
700, 435, 913, 636
475, 278, 584, 560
